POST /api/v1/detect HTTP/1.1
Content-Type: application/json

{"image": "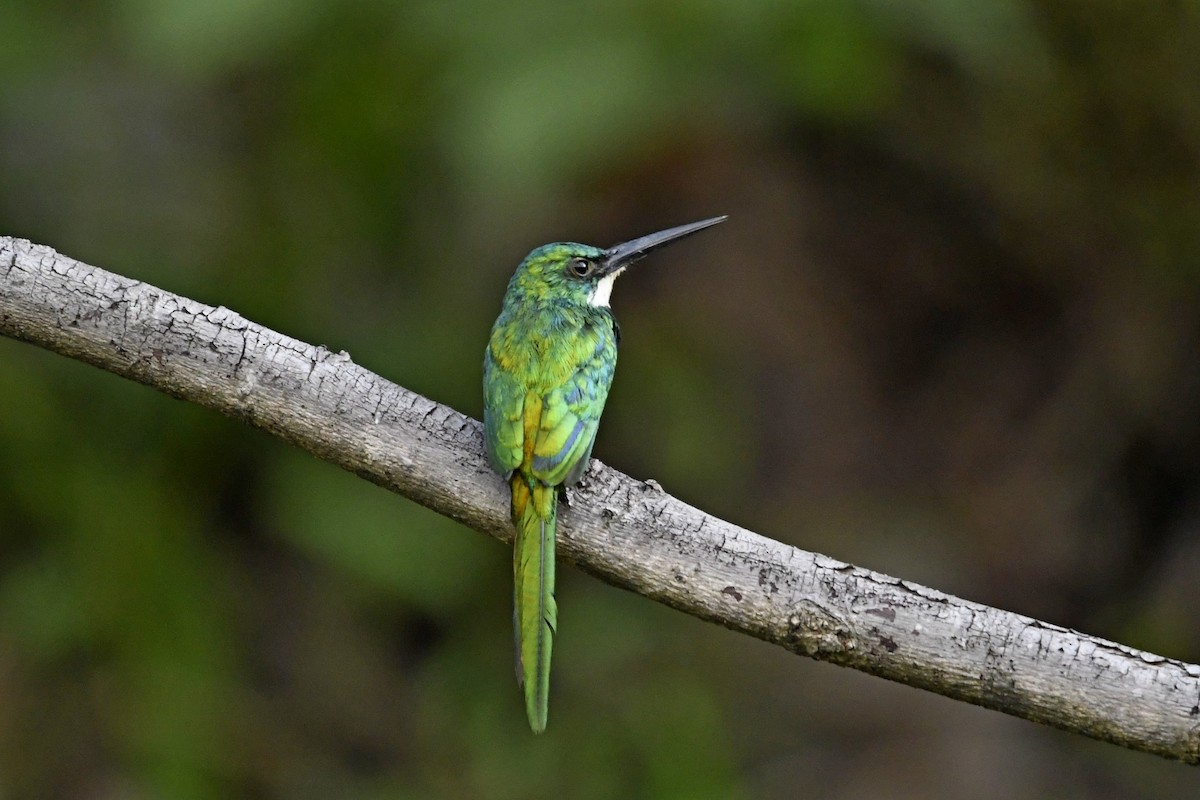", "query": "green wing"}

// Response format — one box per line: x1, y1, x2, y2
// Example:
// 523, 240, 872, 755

483, 346, 526, 477
529, 325, 615, 486
529, 374, 600, 485
485, 317, 616, 485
